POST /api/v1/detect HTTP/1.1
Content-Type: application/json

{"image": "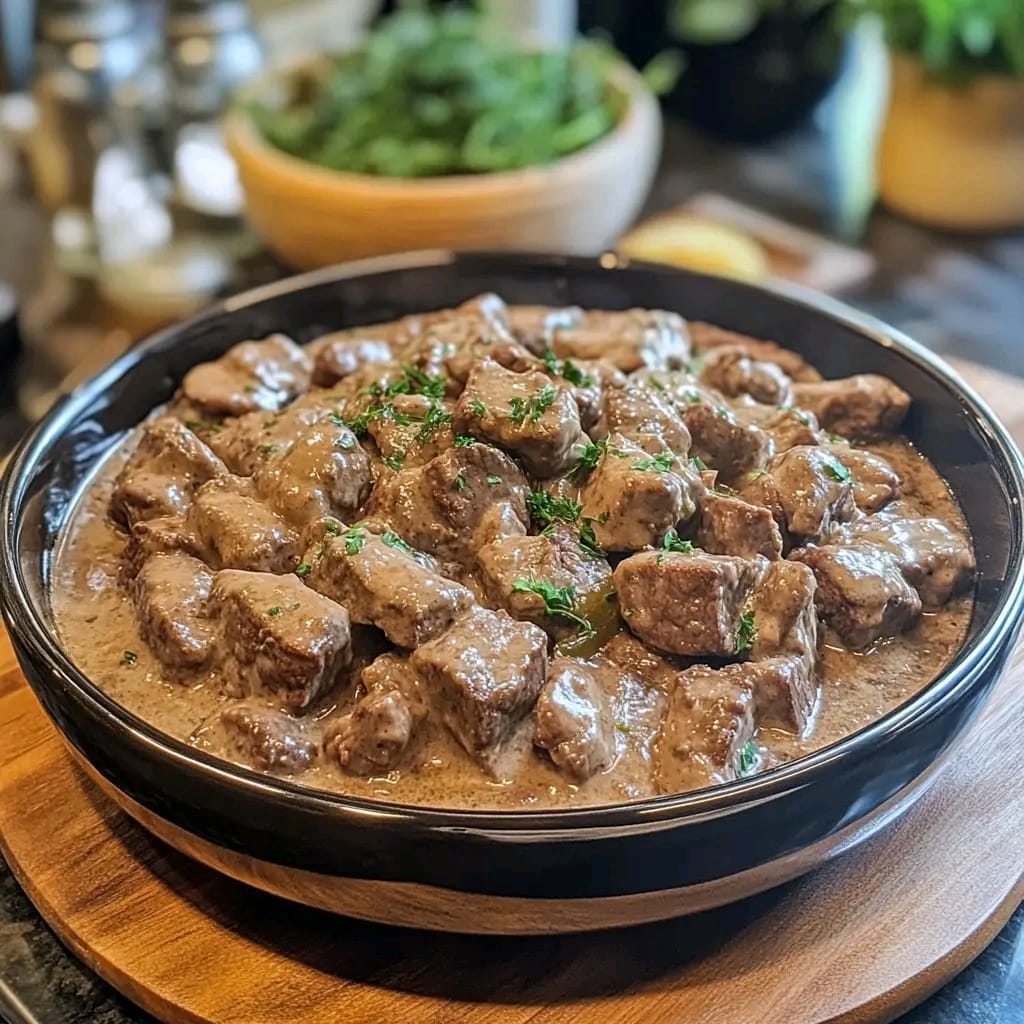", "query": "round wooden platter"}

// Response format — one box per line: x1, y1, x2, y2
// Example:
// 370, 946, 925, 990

0, 629, 1021, 1024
